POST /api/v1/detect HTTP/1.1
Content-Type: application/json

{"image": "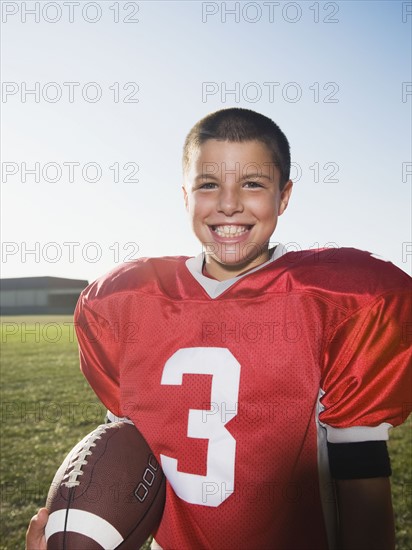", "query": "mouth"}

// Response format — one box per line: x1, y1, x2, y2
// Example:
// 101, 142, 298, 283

209, 224, 253, 238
